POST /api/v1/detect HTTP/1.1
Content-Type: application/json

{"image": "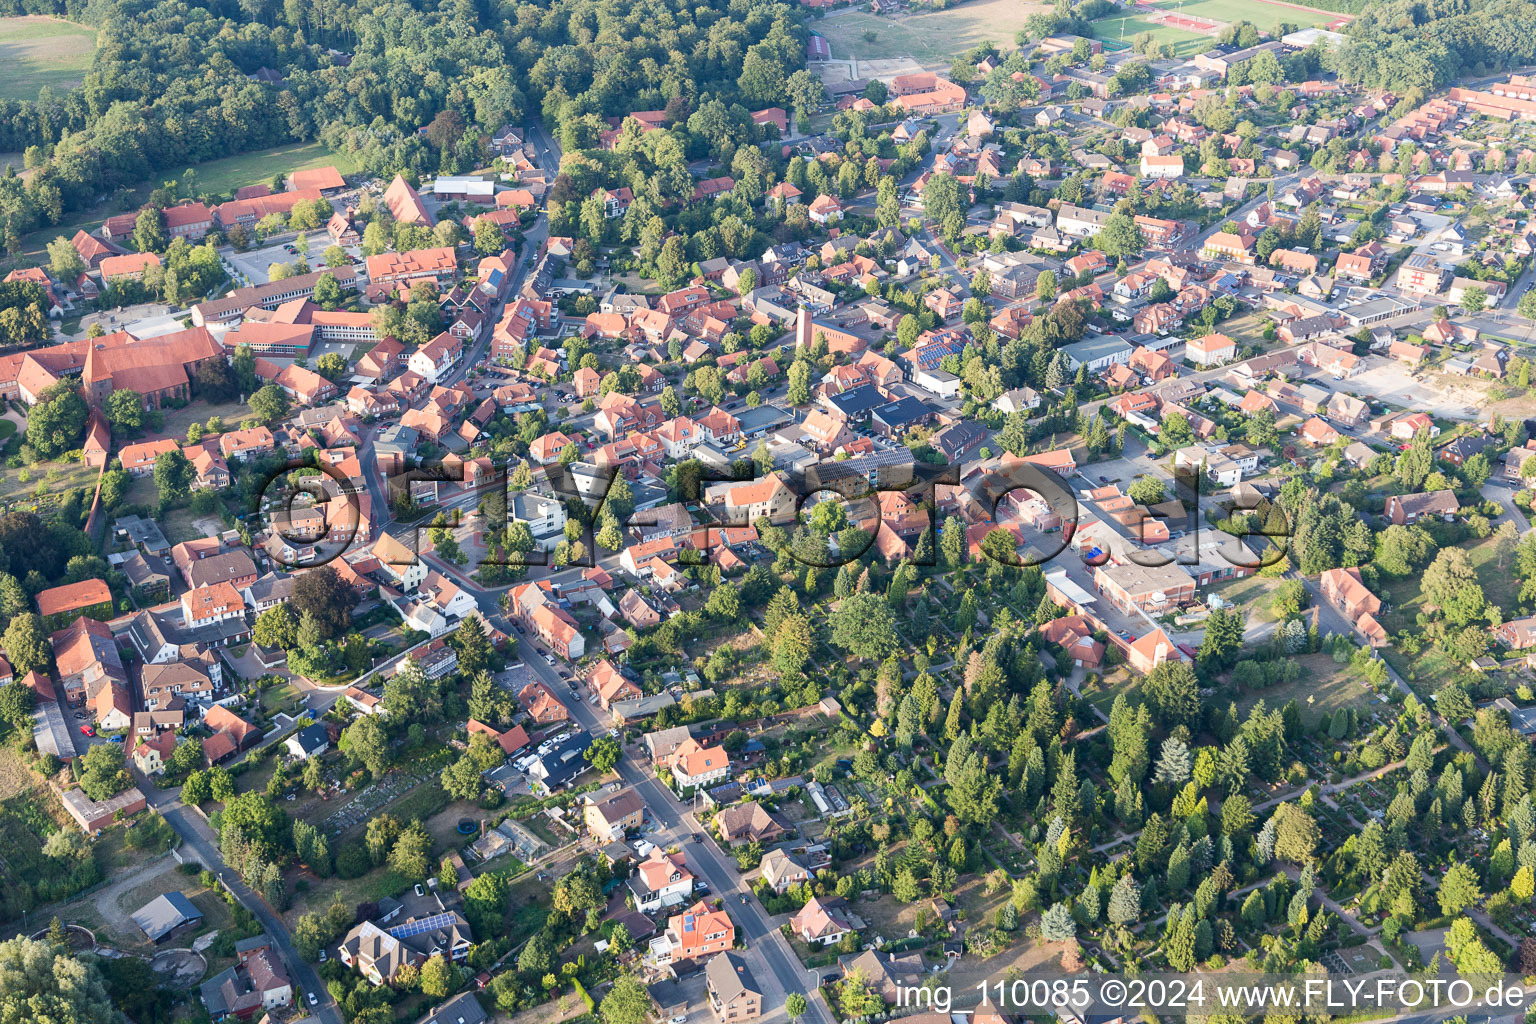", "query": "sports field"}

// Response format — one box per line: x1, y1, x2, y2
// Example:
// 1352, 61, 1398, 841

816, 0, 1052, 63
0, 16, 97, 101
1091, 0, 1339, 55
1090, 12, 1210, 55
